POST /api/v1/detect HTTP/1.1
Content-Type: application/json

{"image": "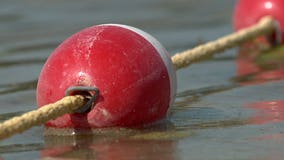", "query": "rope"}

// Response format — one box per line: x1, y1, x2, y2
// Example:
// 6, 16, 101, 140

0, 16, 279, 140
0, 96, 85, 140
171, 16, 277, 69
